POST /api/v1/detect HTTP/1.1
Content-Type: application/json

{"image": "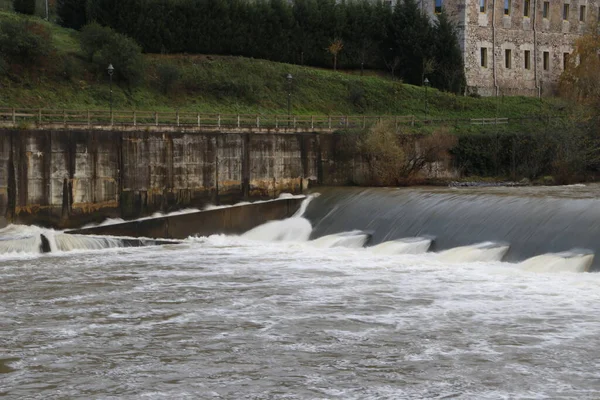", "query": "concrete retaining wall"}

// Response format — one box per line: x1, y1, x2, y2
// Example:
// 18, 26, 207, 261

0, 128, 453, 228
